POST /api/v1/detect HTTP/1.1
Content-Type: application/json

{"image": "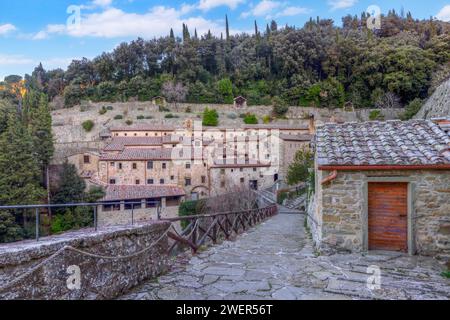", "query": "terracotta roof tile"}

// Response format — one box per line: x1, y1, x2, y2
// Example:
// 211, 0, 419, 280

110, 124, 176, 132
103, 137, 165, 151
316, 120, 450, 166
102, 185, 185, 201
279, 134, 313, 141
